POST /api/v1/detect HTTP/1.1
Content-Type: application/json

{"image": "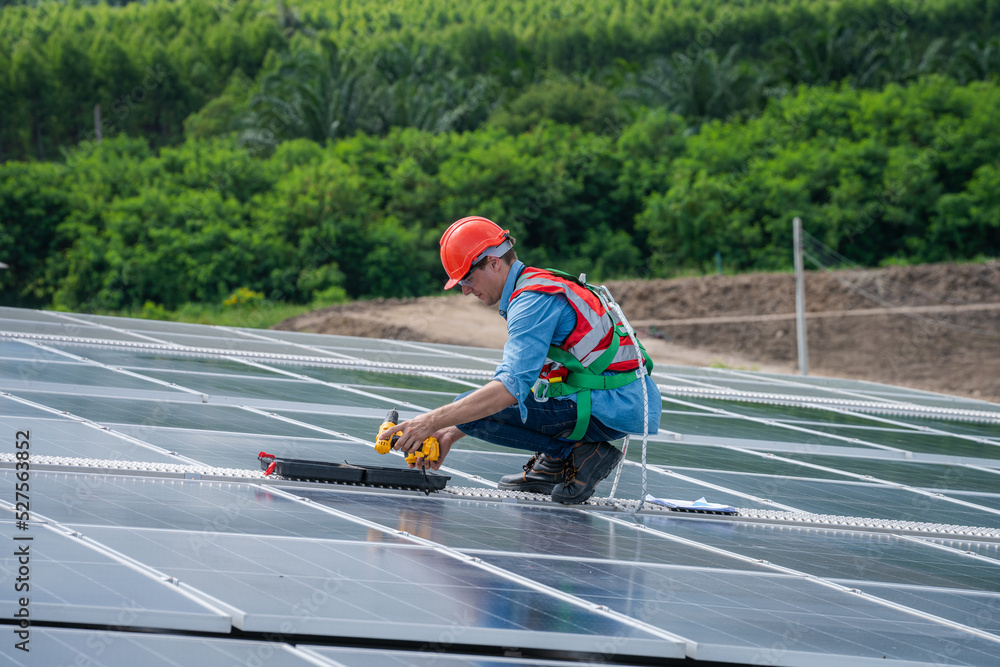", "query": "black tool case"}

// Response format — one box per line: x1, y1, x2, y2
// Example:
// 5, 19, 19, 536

258, 452, 450, 491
